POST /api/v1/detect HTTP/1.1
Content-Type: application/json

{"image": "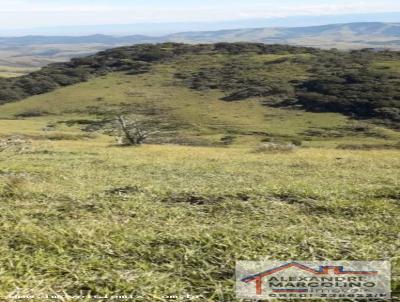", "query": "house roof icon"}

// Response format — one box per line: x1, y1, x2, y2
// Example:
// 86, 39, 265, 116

241, 261, 378, 283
